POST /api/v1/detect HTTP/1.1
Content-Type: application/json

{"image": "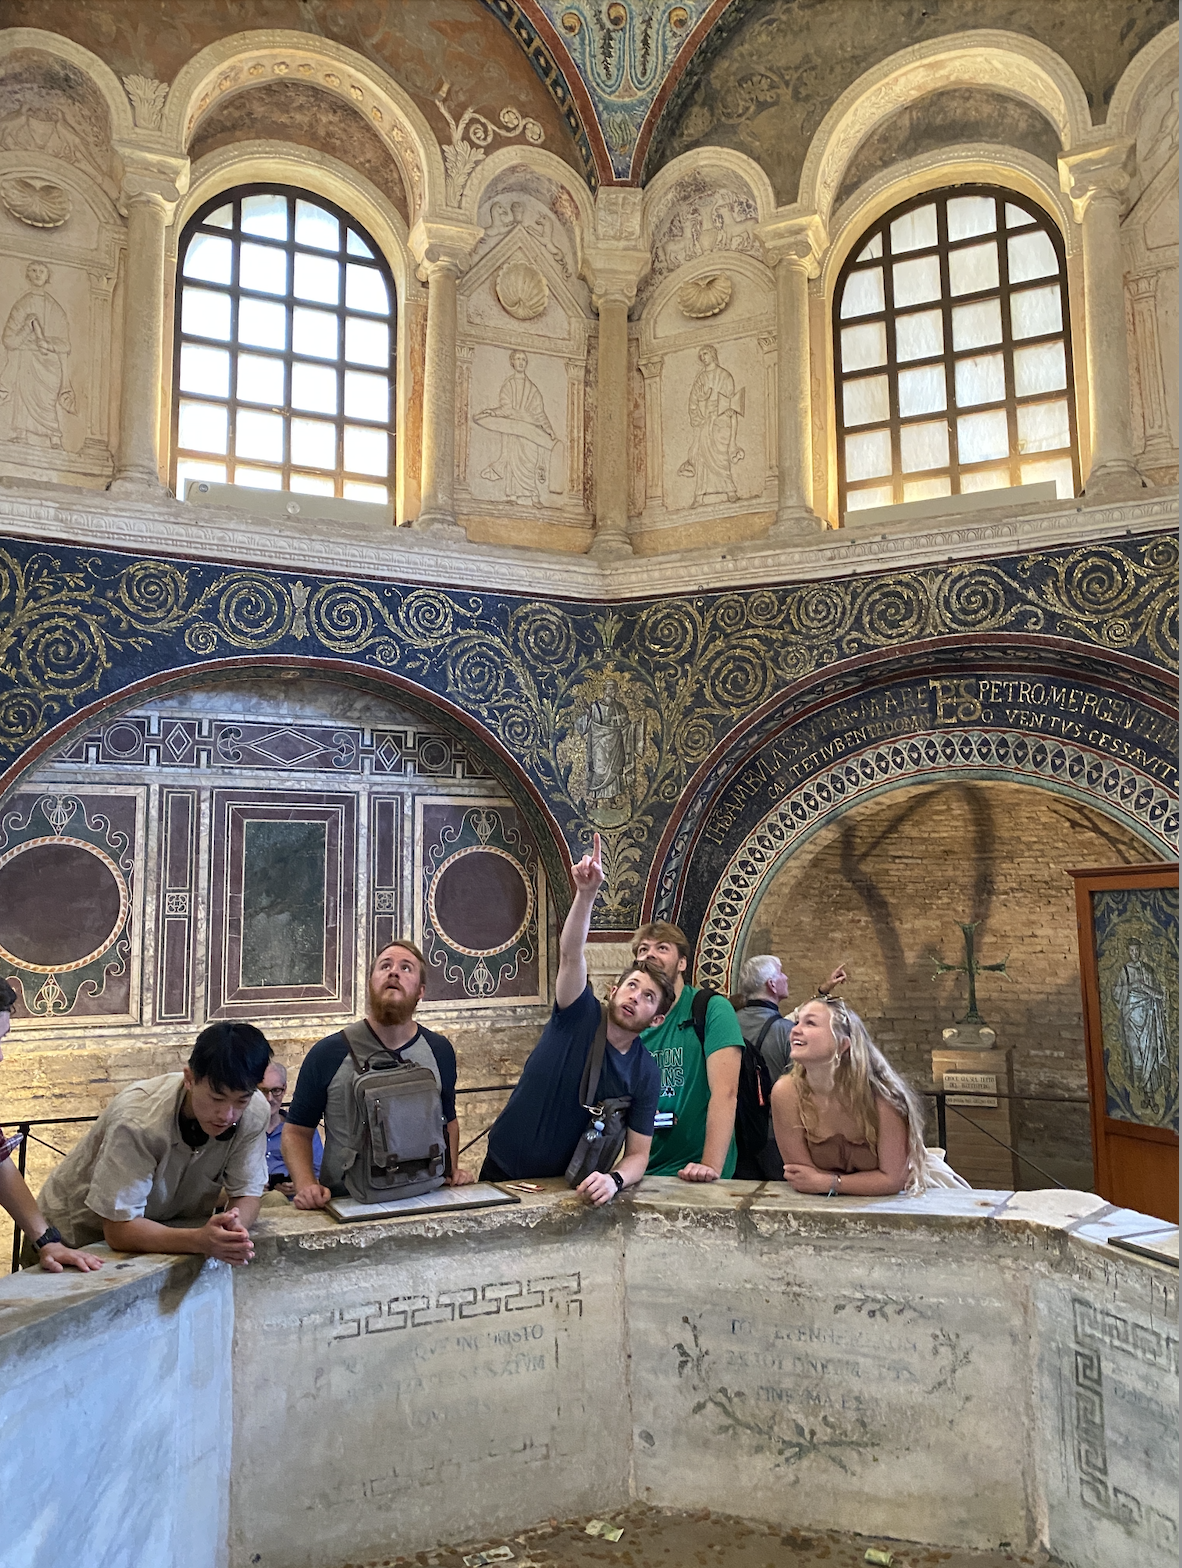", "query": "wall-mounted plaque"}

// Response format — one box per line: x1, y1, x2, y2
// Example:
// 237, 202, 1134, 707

208, 790, 356, 1019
